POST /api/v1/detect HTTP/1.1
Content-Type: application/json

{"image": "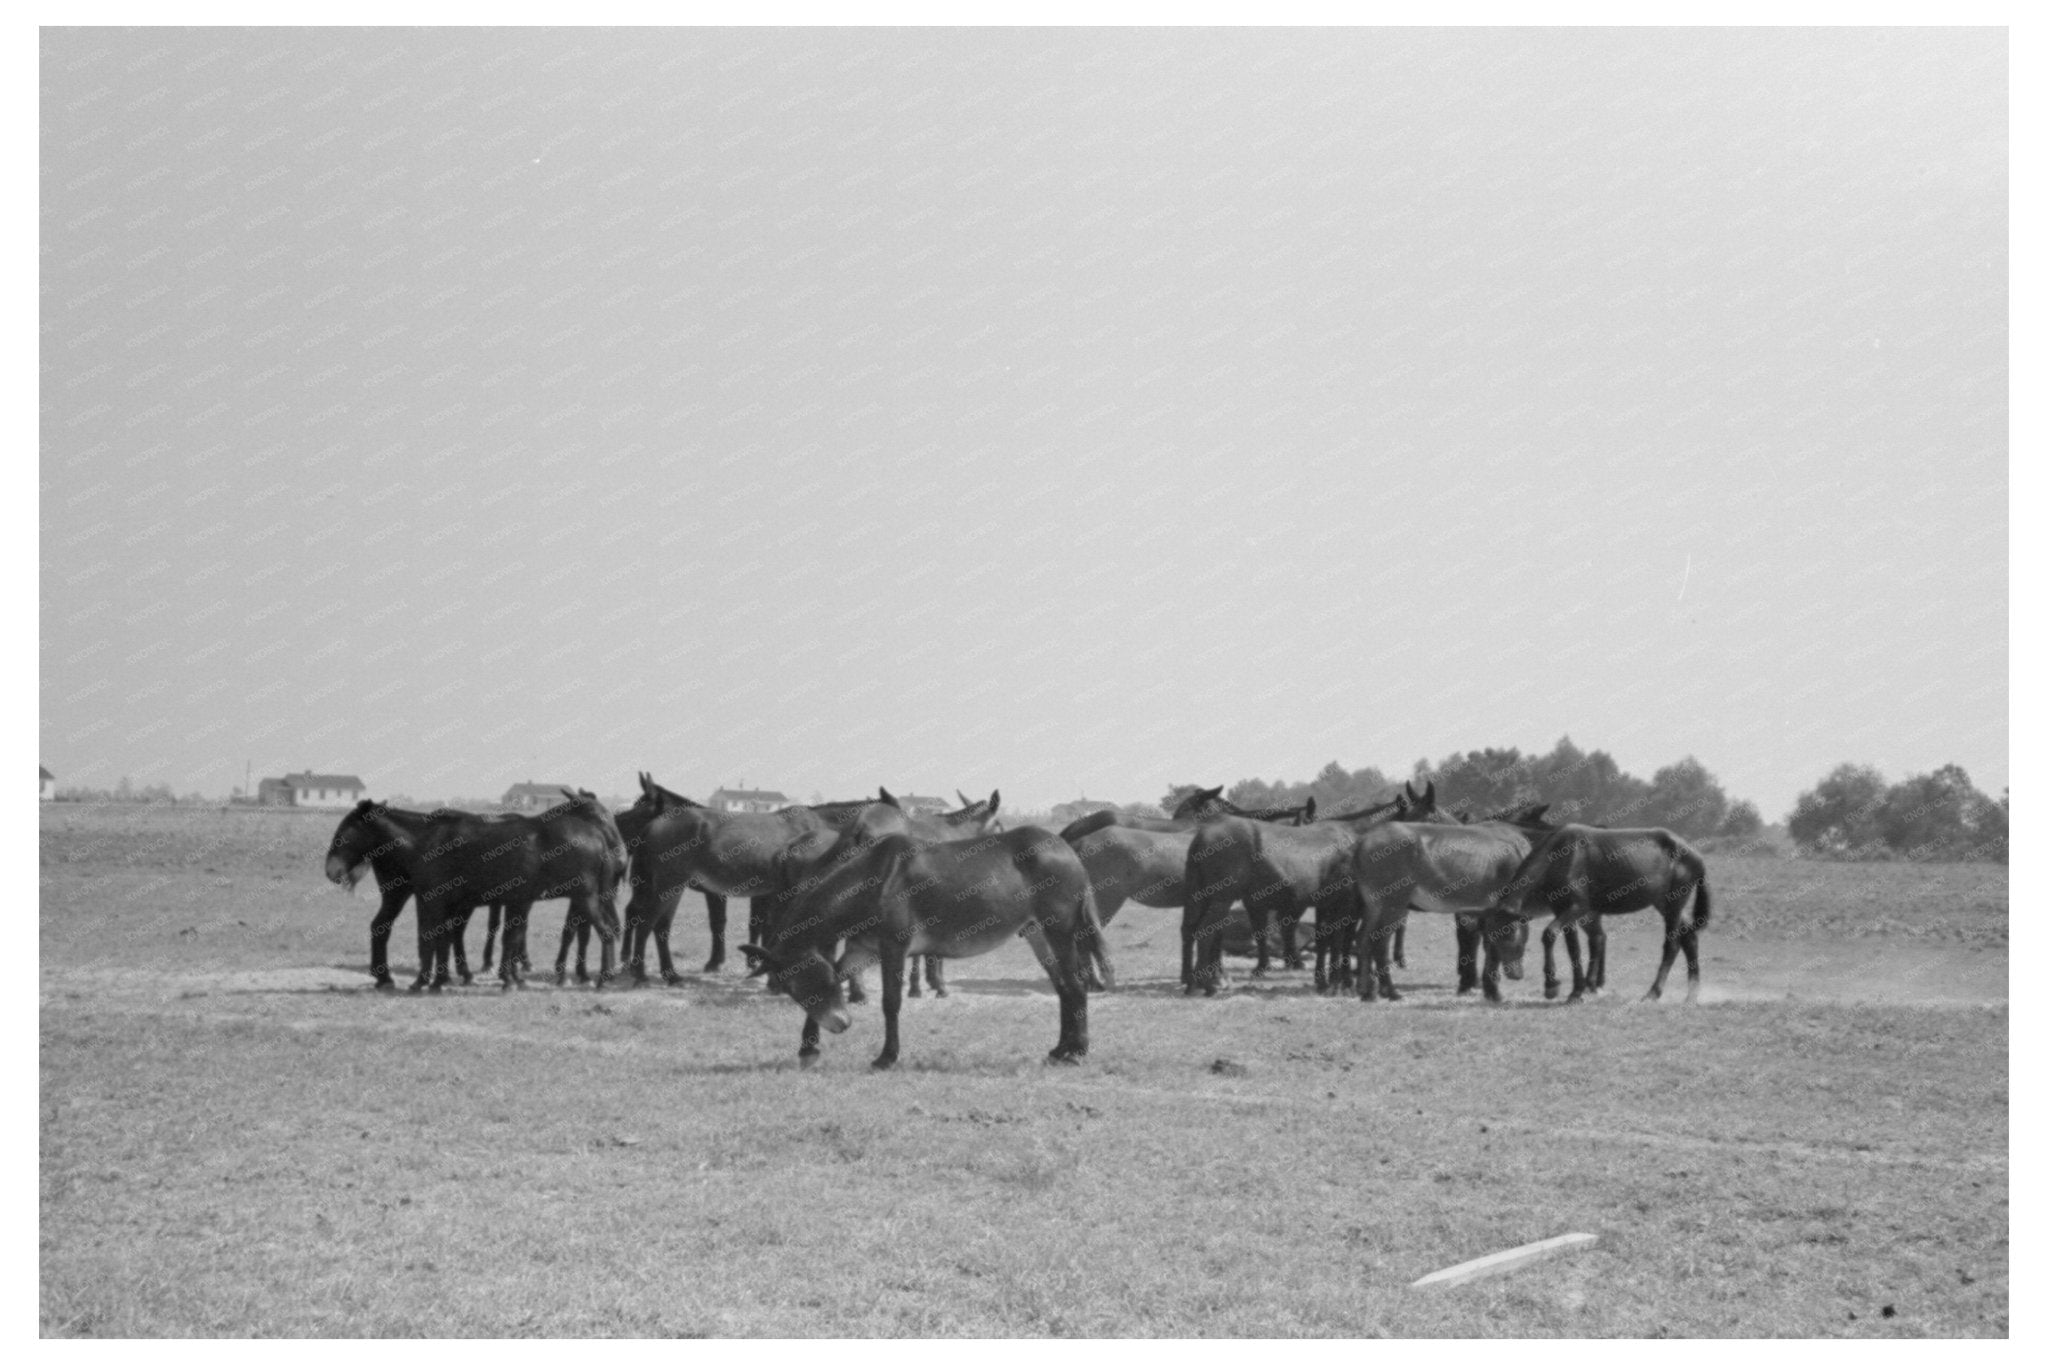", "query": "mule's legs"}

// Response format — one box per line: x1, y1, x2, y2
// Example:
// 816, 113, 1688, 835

798, 1014, 822, 1069
481, 904, 499, 972
872, 942, 907, 1071
651, 889, 684, 985
1561, 919, 1589, 1002
1455, 914, 1481, 995
1244, 891, 1278, 978
1370, 909, 1402, 1002
908, 954, 923, 999
1586, 916, 1608, 993
500, 902, 532, 990
449, 907, 475, 985
368, 889, 409, 991
1541, 920, 1562, 1000
1023, 917, 1090, 1062
927, 956, 948, 997
555, 910, 580, 986
1392, 921, 1407, 971
703, 893, 729, 974
426, 906, 458, 993
1645, 910, 1685, 1002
